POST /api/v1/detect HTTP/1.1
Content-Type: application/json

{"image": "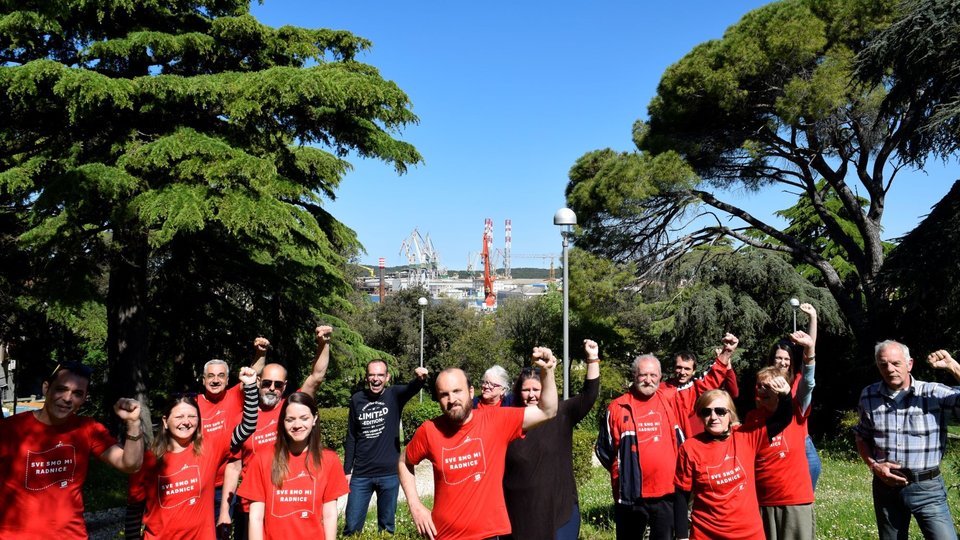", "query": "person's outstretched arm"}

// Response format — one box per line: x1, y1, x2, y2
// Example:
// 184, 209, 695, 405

302, 325, 333, 395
